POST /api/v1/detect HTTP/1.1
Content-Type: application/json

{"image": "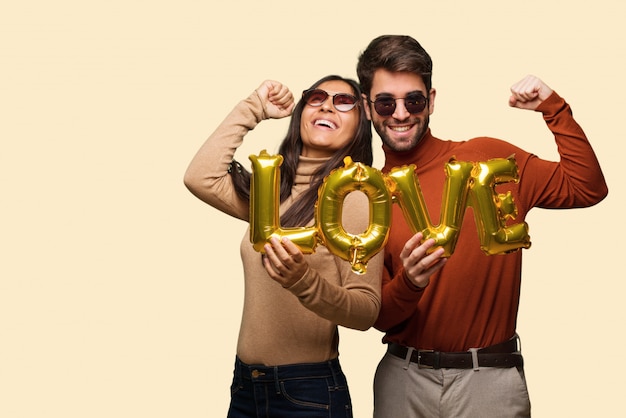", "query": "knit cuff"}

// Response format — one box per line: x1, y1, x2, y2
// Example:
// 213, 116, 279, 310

285, 266, 313, 292
401, 269, 427, 292
536, 91, 566, 119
